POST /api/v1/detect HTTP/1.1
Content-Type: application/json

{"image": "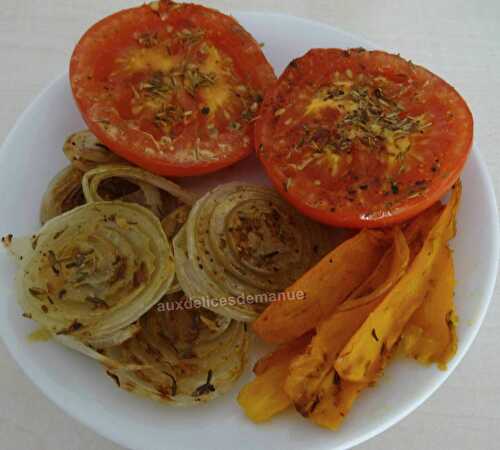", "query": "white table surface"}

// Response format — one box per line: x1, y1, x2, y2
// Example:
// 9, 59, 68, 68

1, 1, 499, 449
